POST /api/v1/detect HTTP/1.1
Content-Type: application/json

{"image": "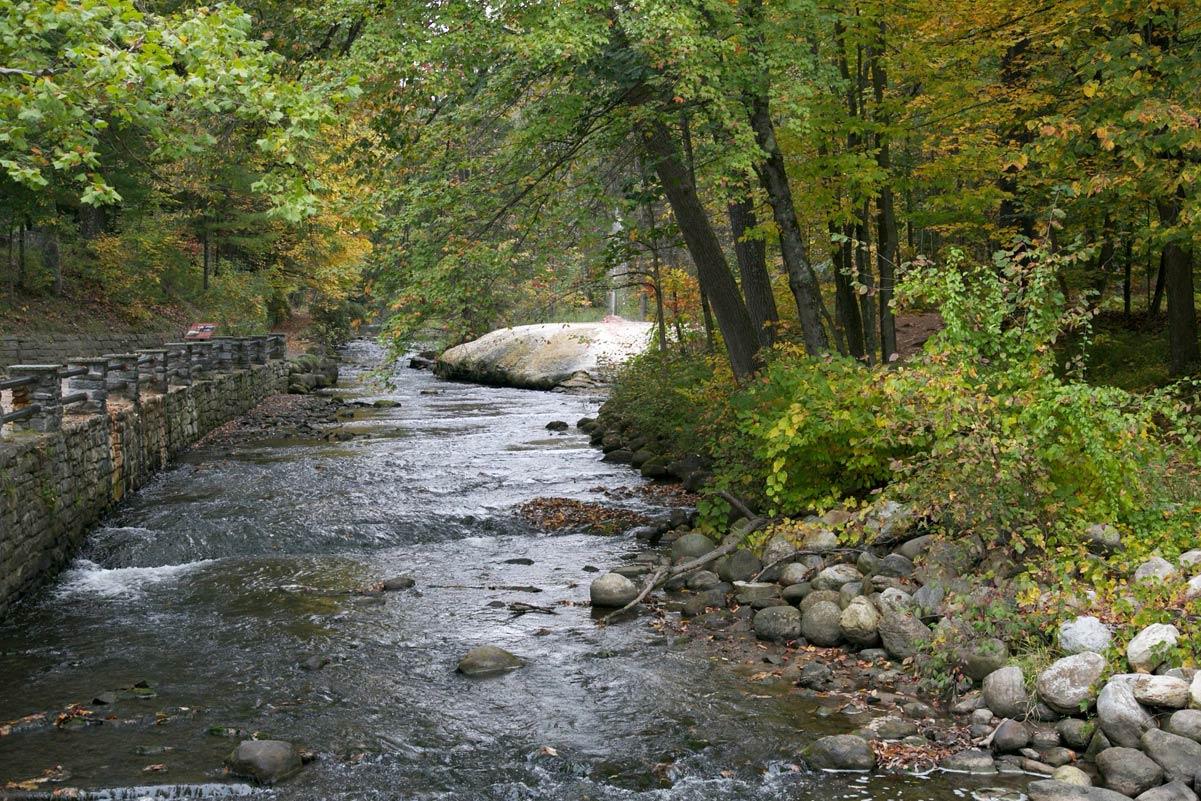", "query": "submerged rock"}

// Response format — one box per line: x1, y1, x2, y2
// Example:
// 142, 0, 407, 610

1027, 780, 1130, 801
940, 748, 998, 774
225, 740, 304, 785
457, 645, 524, 676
